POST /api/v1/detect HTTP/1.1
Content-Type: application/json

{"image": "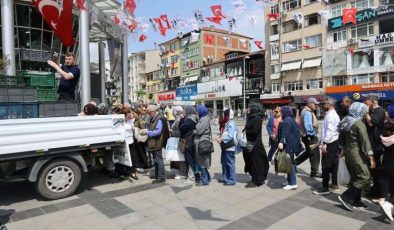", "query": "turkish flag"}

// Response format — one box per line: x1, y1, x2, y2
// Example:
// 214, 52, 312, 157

153, 18, 164, 28
205, 34, 214, 44
114, 15, 121, 25
254, 40, 263, 49
160, 15, 172, 29
343, 8, 358, 25
159, 26, 167, 36
124, 0, 136, 15
139, 34, 147, 42
206, 16, 222, 25
266, 13, 279, 20
32, 0, 75, 46
211, 5, 226, 18
128, 20, 137, 31
75, 0, 86, 11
